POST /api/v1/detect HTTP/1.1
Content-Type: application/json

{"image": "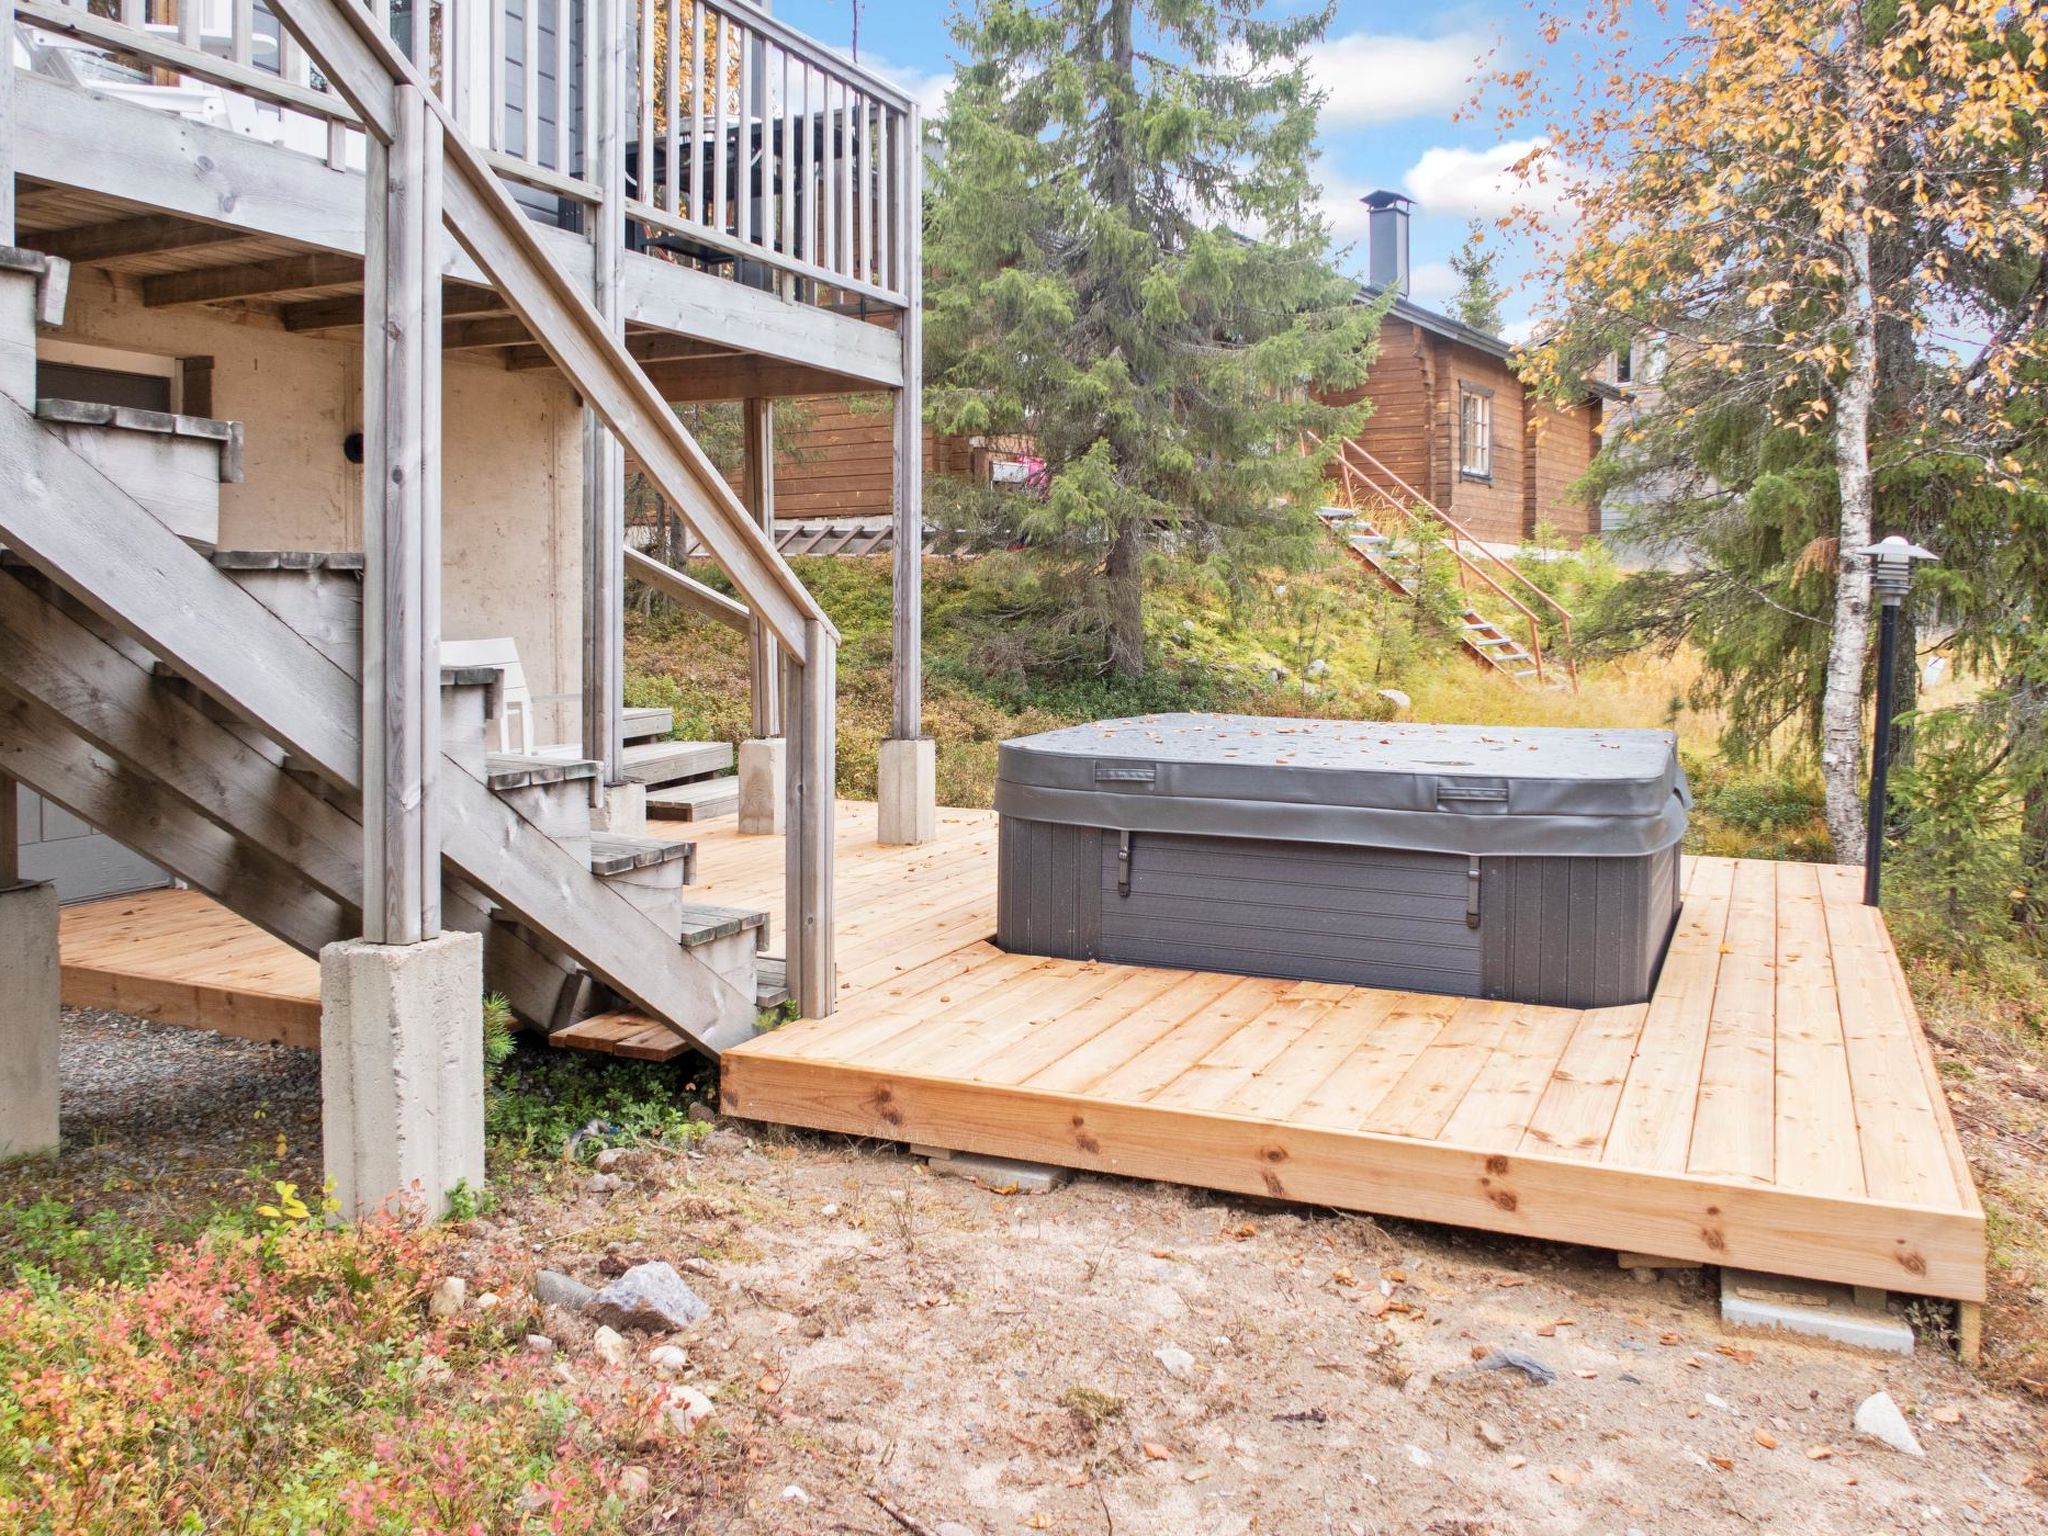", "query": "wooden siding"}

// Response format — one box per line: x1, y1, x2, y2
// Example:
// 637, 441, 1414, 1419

1435, 344, 1528, 544
1325, 316, 1434, 500
711, 396, 971, 522
1524, 398, 1603, 542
